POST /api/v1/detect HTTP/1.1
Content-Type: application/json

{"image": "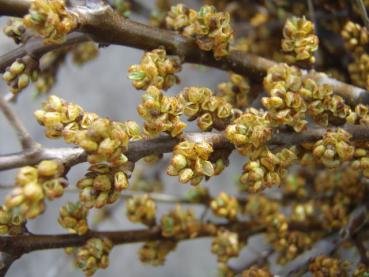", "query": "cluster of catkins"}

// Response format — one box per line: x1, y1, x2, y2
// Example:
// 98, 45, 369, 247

137, 86, 186, 137
77, 164, 130, 209
262, 63, 350, 131
23, 0, 77, 44
0, 160, 66, 234
165, 4, 233, 59
2, 56, 39, 94
179, 86, 234, 131
128, 48, 181, 90
282, 16, 319, 64
34, 95, 141, 165
342, 21, 369, 89
160, 205, 200, 239
74, 238, 113, 276
167, 140, 219, 186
